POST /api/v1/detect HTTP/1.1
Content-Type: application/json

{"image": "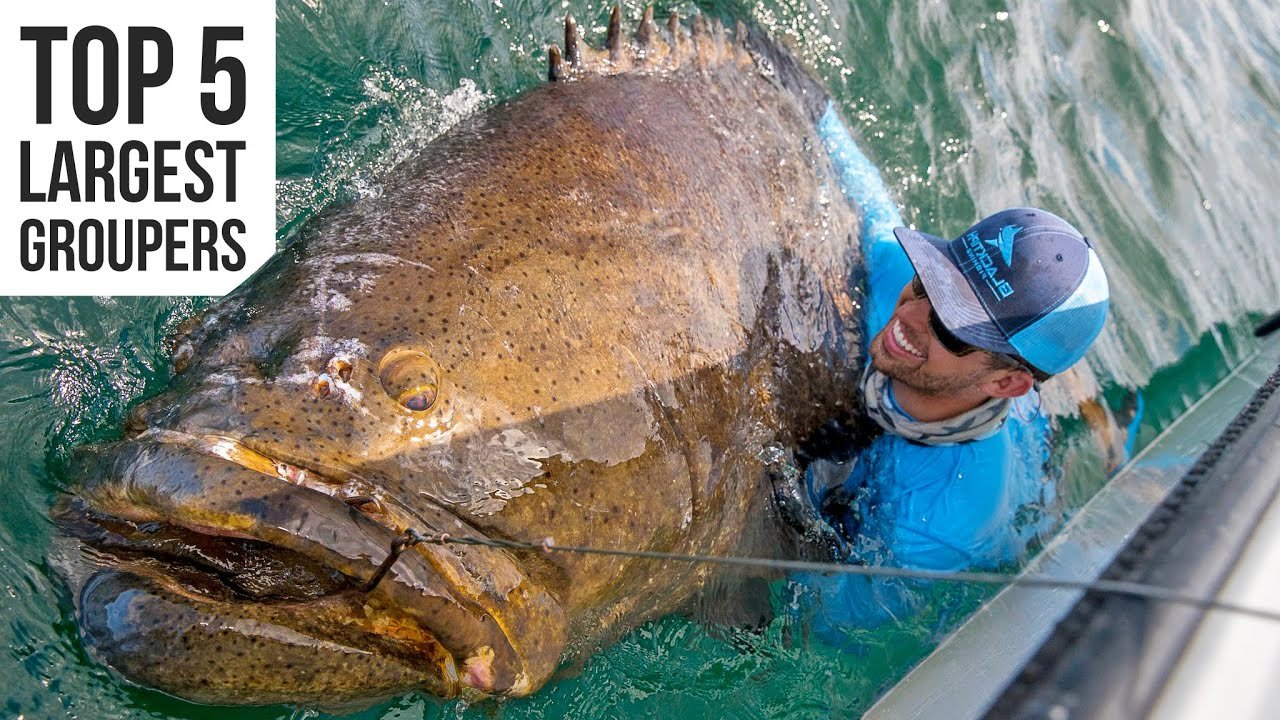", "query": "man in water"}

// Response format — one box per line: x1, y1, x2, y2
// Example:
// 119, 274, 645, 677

784, 205, 1110, 634
767, 107, 1117, 635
